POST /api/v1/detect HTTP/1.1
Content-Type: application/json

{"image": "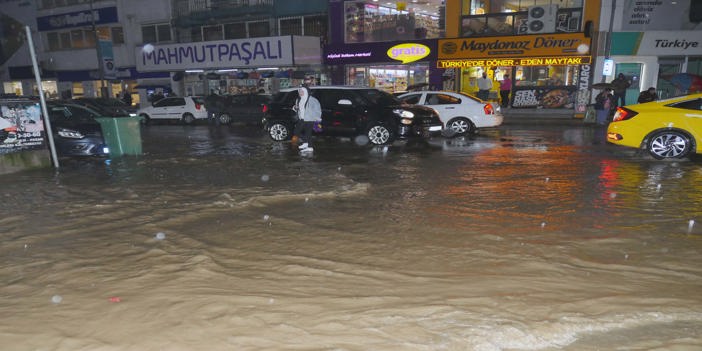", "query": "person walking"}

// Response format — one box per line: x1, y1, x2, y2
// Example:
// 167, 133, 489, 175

476, 72, 492, 101
294, 86, 321, 153
205, 90, 222, 125
594, 88, 615, 126
637, 87, 658, 103
499, 74, 512, 108
611, 73, 631, 107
